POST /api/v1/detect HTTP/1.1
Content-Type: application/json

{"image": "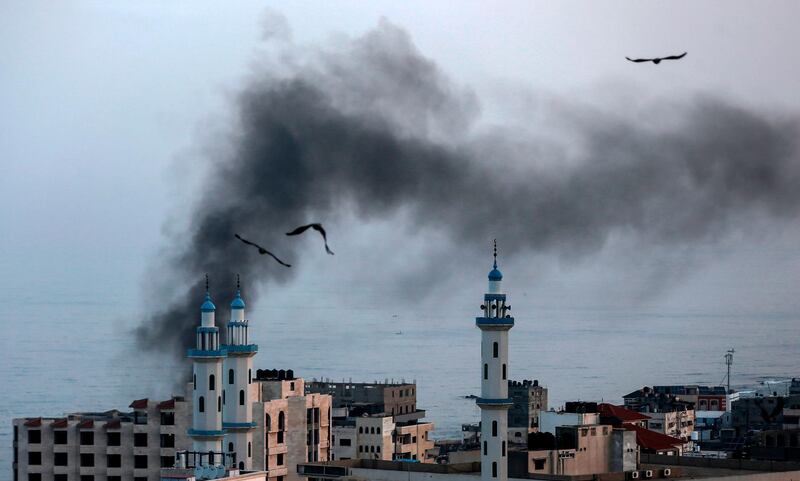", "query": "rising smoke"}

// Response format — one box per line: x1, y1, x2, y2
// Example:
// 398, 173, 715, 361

135, 20, 800, 367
